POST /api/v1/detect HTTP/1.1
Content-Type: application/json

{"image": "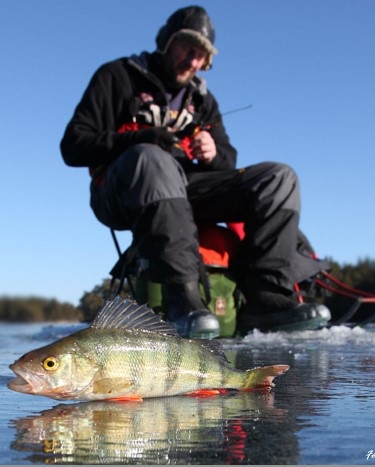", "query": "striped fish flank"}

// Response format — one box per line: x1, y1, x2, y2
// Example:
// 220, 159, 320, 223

8, 297, 289, 401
